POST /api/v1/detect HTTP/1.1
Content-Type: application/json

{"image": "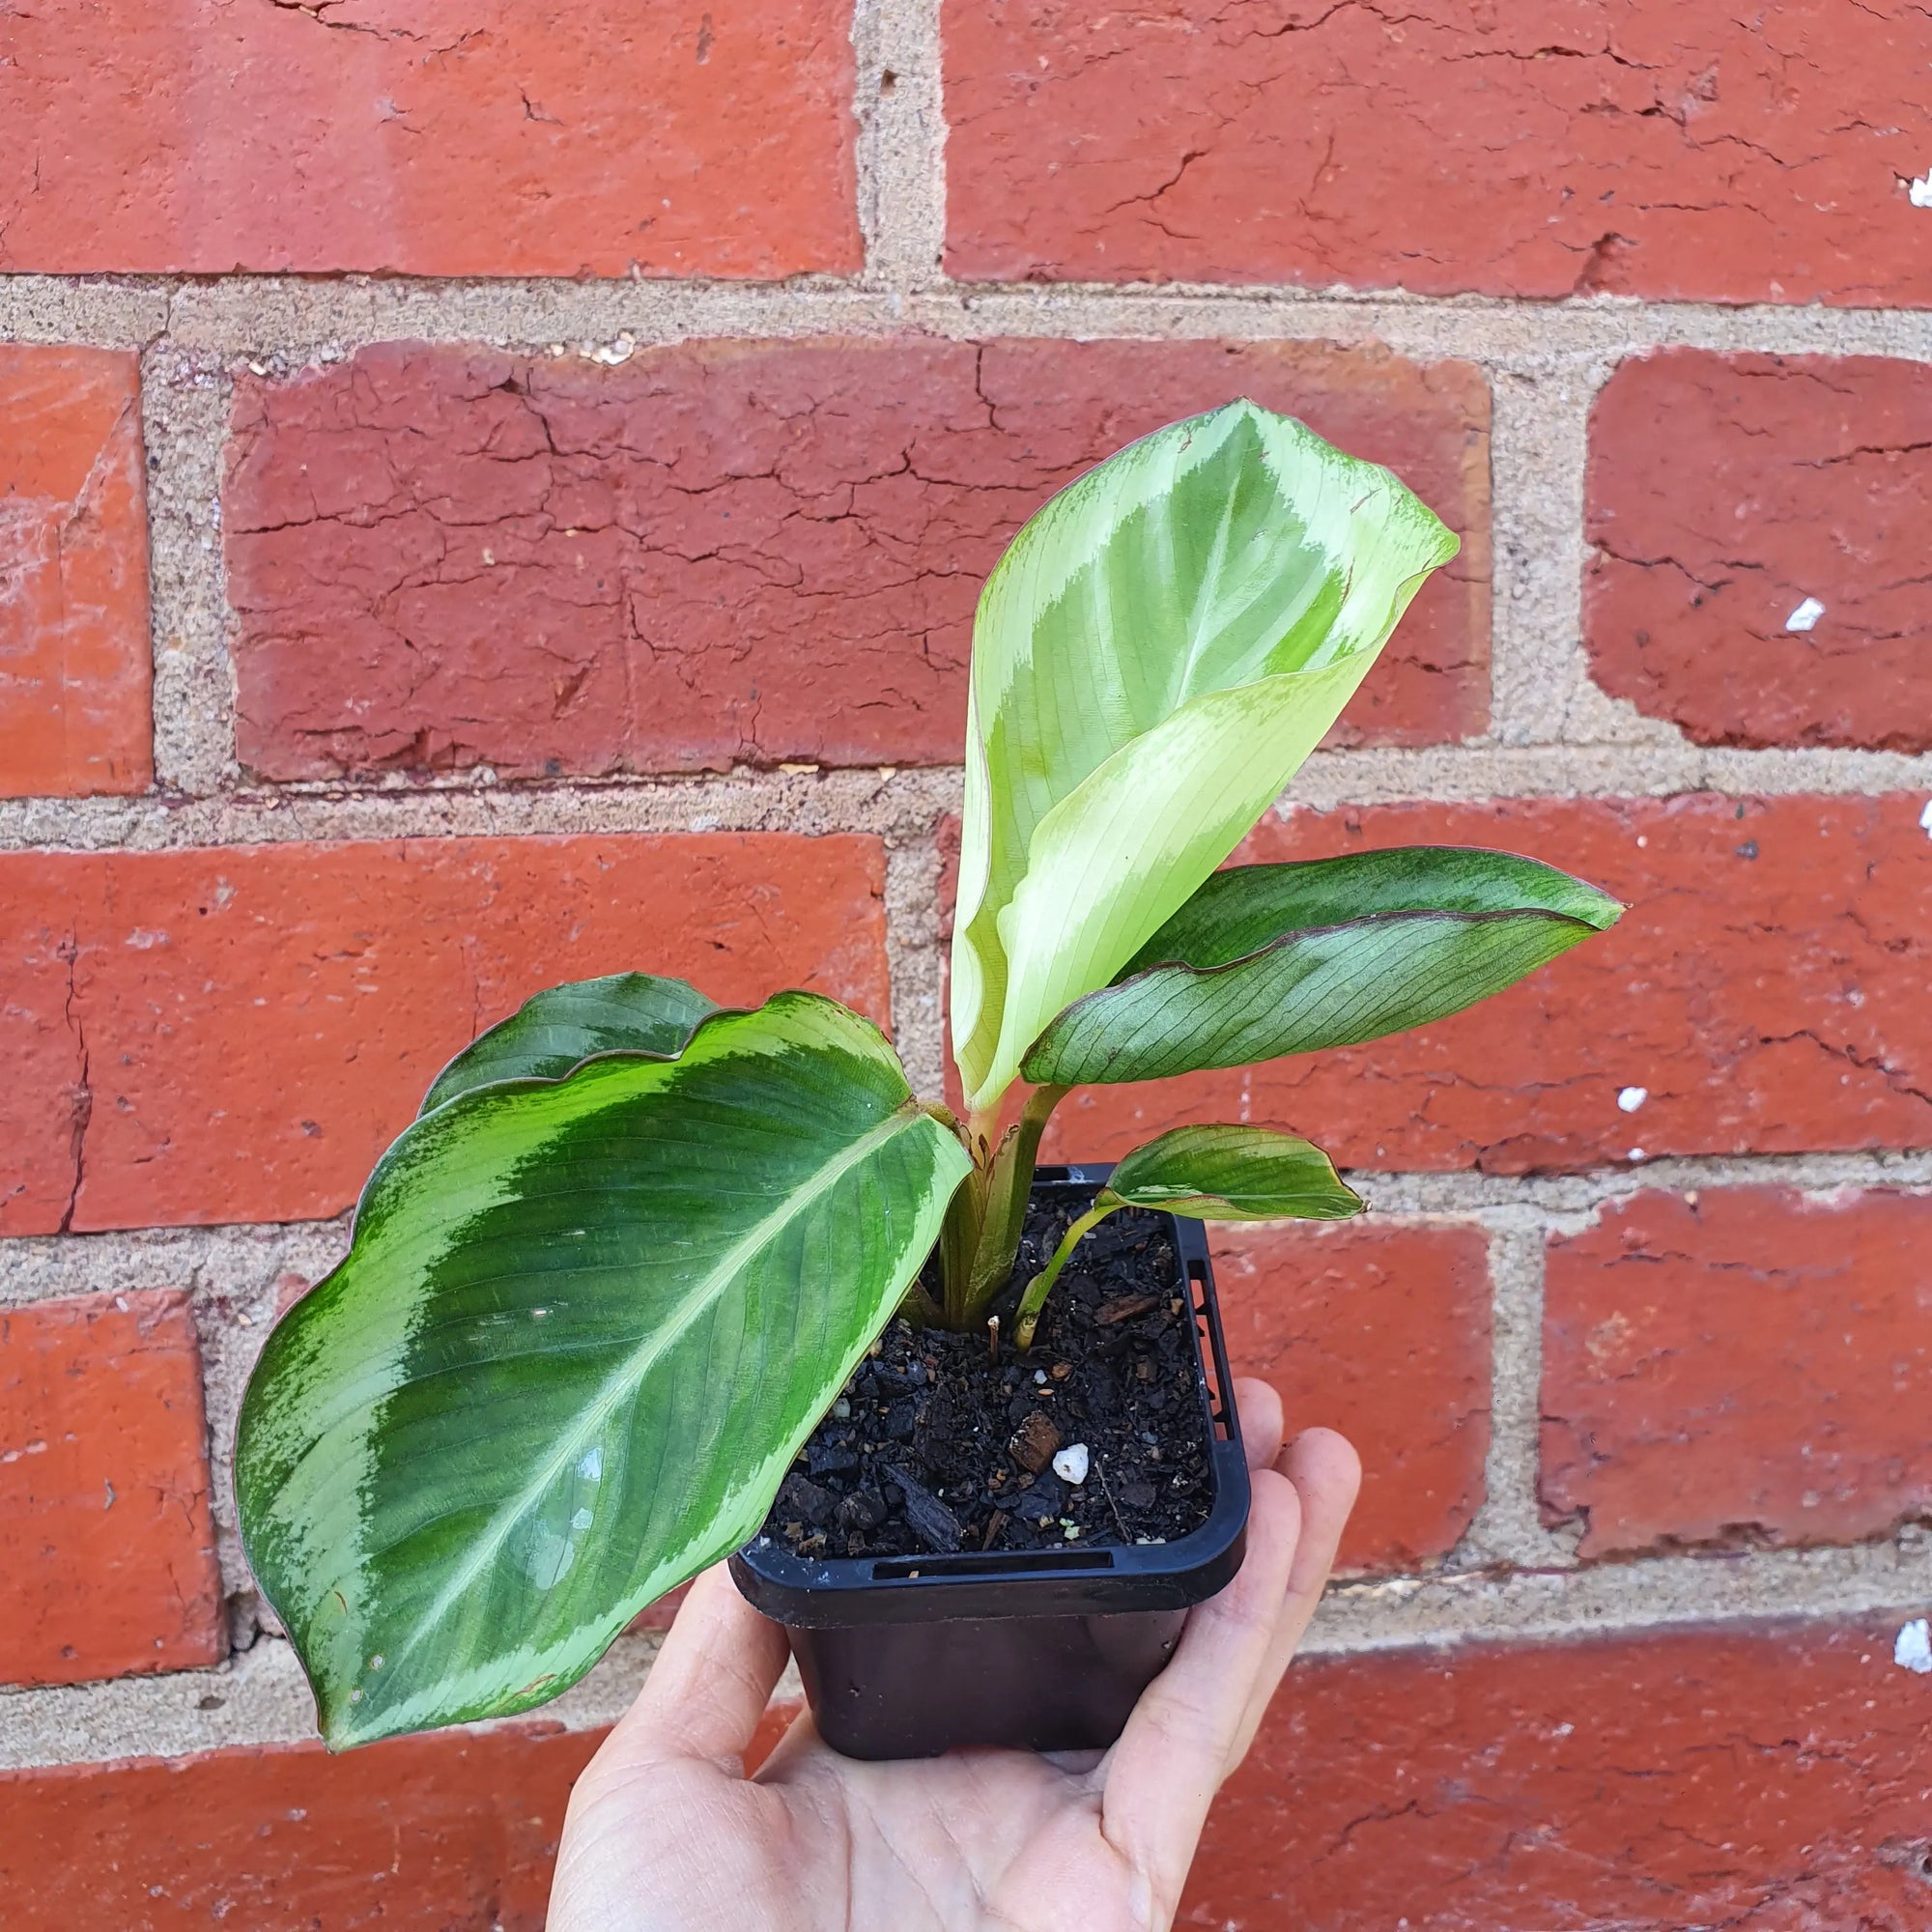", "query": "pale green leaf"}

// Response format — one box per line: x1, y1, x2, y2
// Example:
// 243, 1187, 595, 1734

421, 973, 724, 1114
951, 399, 1459, 1115
1022, 848, 1622, 1088
1102, 1125, 1363, 1221
237, 993, 970, 1748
